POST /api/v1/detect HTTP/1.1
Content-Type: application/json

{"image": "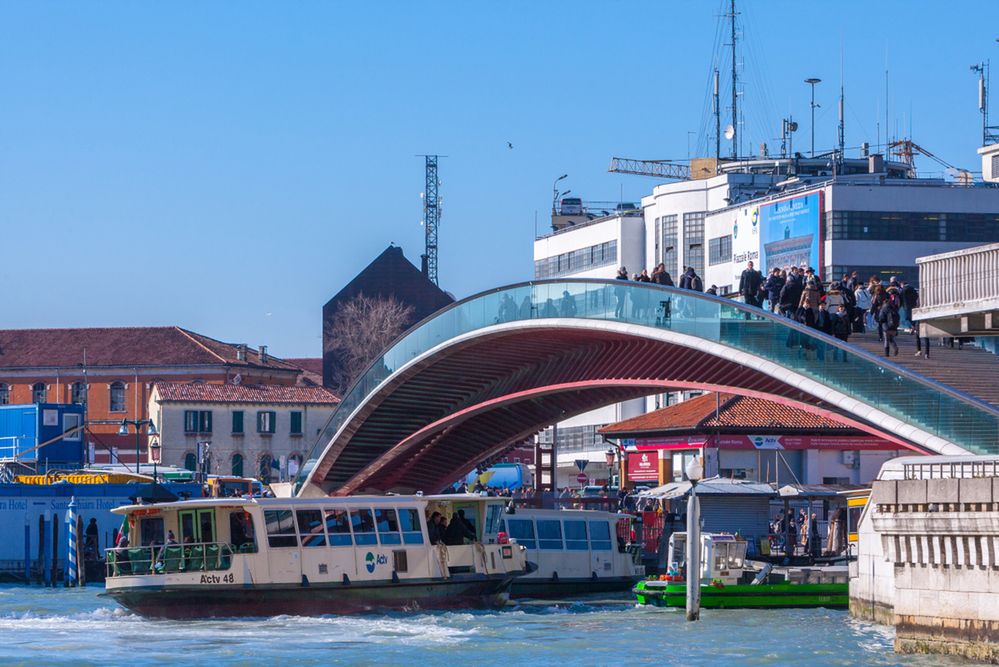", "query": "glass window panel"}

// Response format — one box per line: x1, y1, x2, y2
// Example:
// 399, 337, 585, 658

296, 509, 326, 547
350, 509, 377, 545
324, 509, 353, 546
375, 508, 401, 545
537, 519, 563, 550
507, 519, 537, 550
